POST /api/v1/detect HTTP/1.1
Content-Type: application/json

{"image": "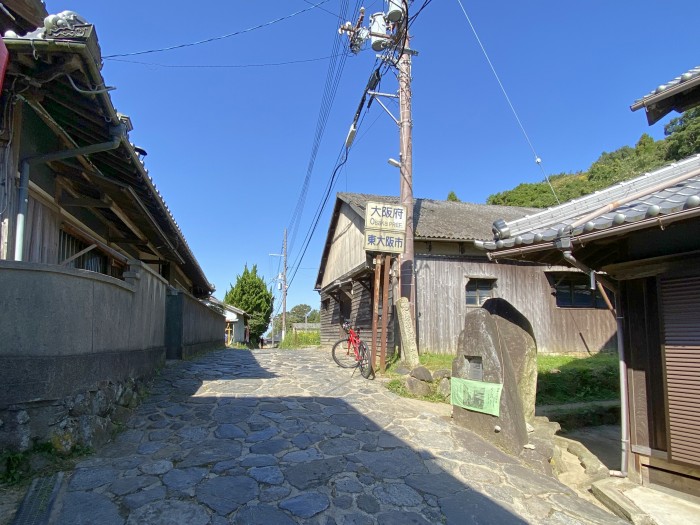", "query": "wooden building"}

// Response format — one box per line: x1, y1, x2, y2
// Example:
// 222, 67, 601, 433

315, 193, 617, 356
0, 10, 212, 296
0, 8, 224, 452
480, 147, 700, 494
